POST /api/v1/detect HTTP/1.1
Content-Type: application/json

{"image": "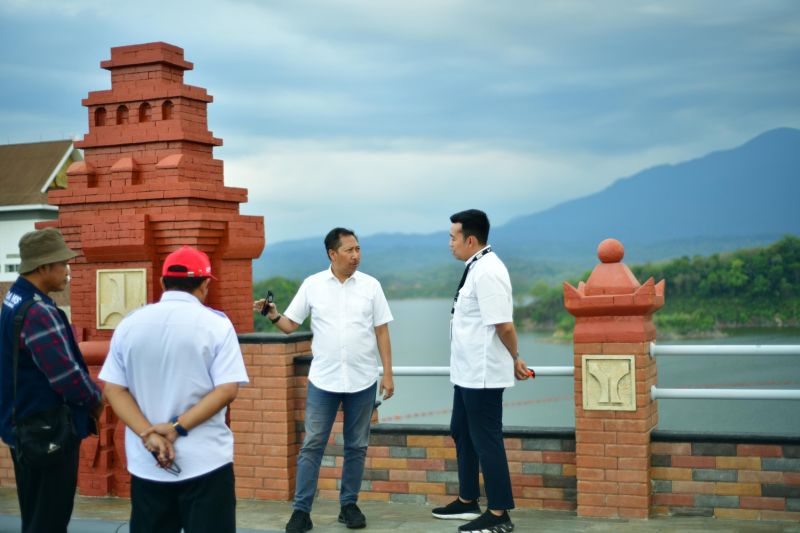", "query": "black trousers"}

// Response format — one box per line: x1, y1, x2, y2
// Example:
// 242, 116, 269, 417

11, 444, 79, 533
451, 385, 515, 510
130, 462, 236, 533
